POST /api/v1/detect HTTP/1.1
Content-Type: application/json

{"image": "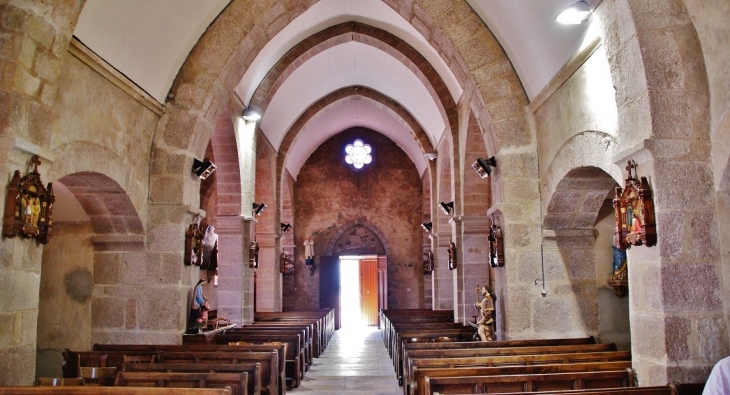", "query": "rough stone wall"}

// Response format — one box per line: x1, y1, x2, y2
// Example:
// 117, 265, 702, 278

286, 128, 423, 311
36, 221, 94, 379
